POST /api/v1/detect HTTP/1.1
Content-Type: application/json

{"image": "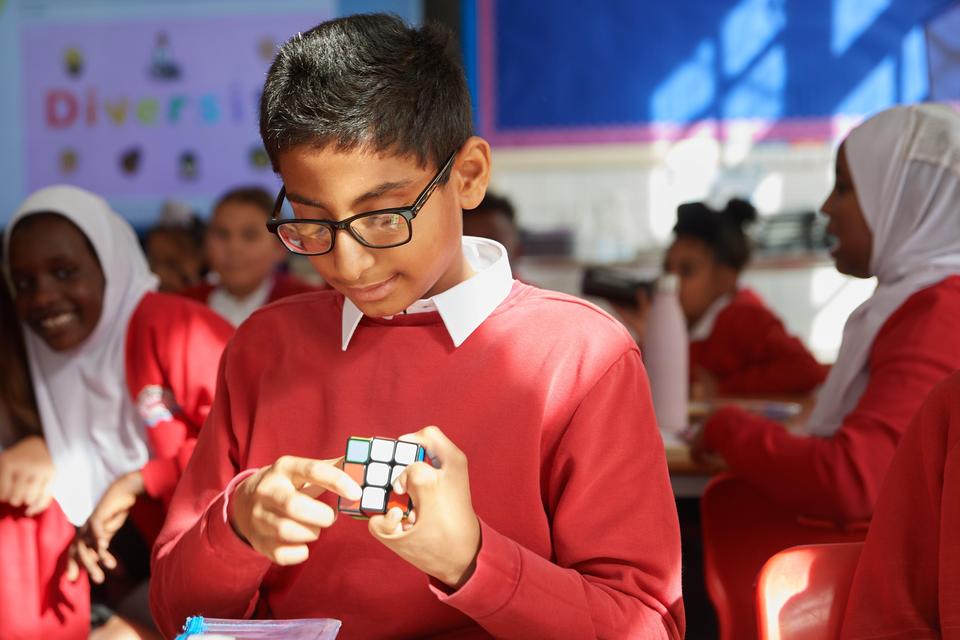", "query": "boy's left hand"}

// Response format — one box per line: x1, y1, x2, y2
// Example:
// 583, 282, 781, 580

367, 426, 480, 590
